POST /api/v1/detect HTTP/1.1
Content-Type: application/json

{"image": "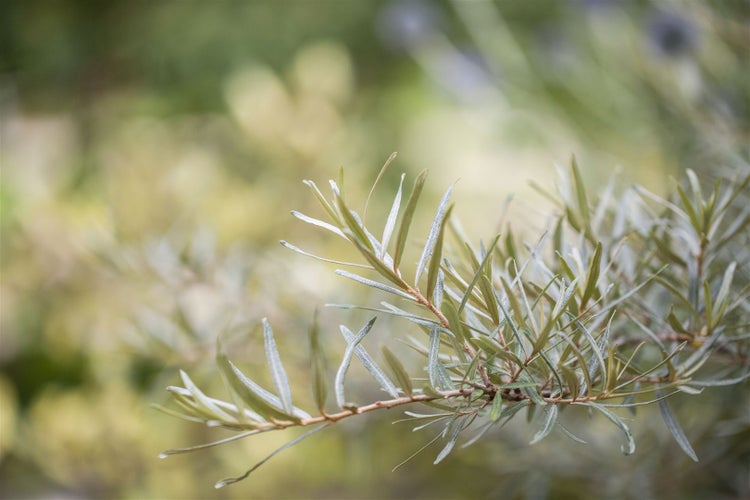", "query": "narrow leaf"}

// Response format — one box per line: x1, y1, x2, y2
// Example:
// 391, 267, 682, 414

658, 395, 699, 462
309, 311, 328, 413
580, 241, 602, 309
415, 184, 453, 286
426, 205, 453, 299
530, 404, 559, 445
433, 268, 445, 309
580, 402, 635, 455
428, 326, 454, 391
712, 262, 736, 323
335, 317, 377, 409
434, 417, 465, 464
458, 234, 501, 313
349, 236, 405, 286
442, 299, 468, 343
179, 370, 234, 422
335, 269, 412, 300
280, 240, 370, 268
380, 173, 405, 259
290, 211, 346, 238
489, 394, 504, 422
690, 371, 750, 387
571, 156, 590, 228
382, 346, 413, 396
364, 152, 398, 222
263, 319, 294, 416
394, 170, 428, 270
340, 325, 399, 398
219, 357, 310, 421
302, 179, 340, 223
